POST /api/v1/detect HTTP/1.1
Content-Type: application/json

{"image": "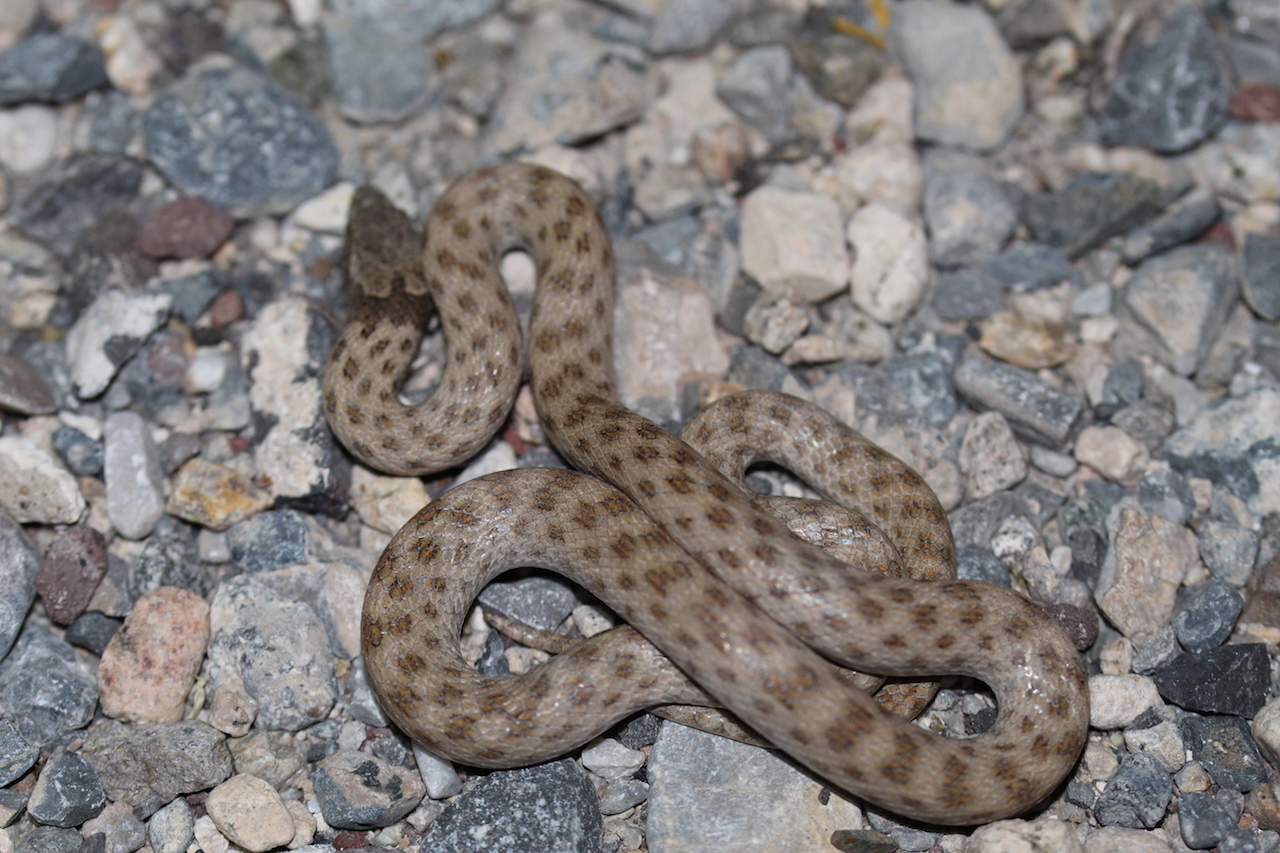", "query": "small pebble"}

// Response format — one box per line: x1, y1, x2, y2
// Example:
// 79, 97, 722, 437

205, 774, 296, 852
1152, 644, 1270, 718
34, 524, 107, 625
28, 745, 107, 828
